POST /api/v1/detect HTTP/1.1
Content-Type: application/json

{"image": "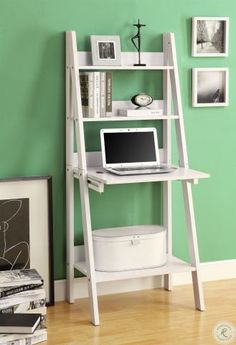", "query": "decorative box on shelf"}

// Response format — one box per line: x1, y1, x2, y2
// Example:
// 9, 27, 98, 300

93, 225, 167, 272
